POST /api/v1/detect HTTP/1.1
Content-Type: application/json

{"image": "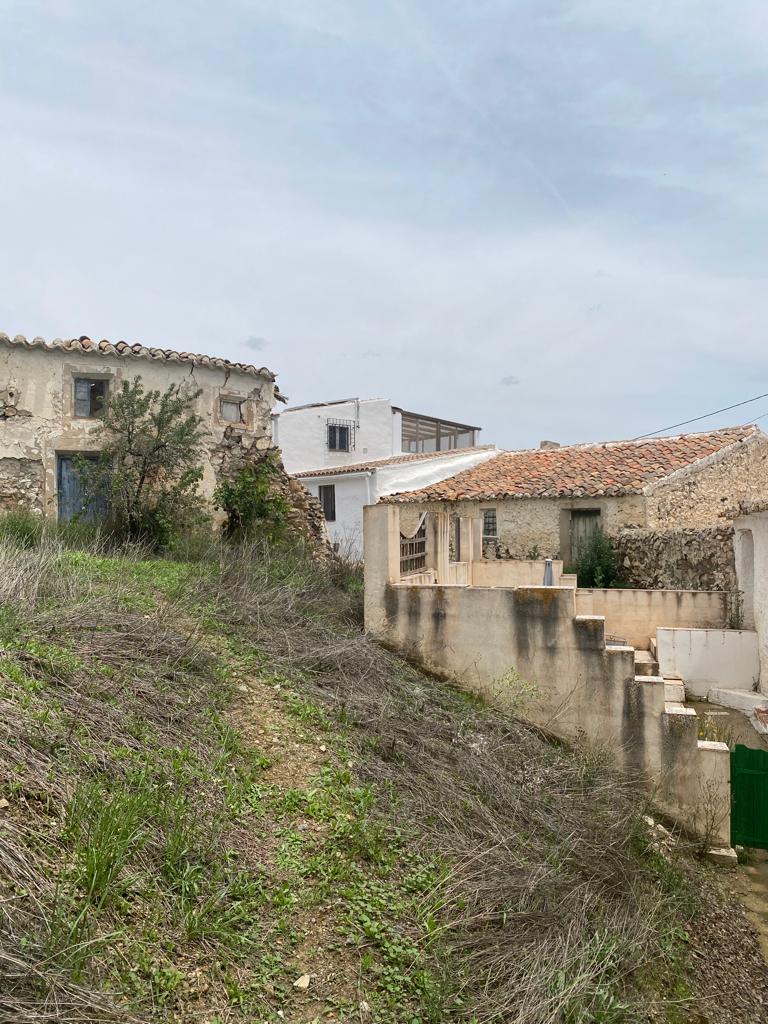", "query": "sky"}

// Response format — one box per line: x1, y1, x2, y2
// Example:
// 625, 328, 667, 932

1, 0, 767, 449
